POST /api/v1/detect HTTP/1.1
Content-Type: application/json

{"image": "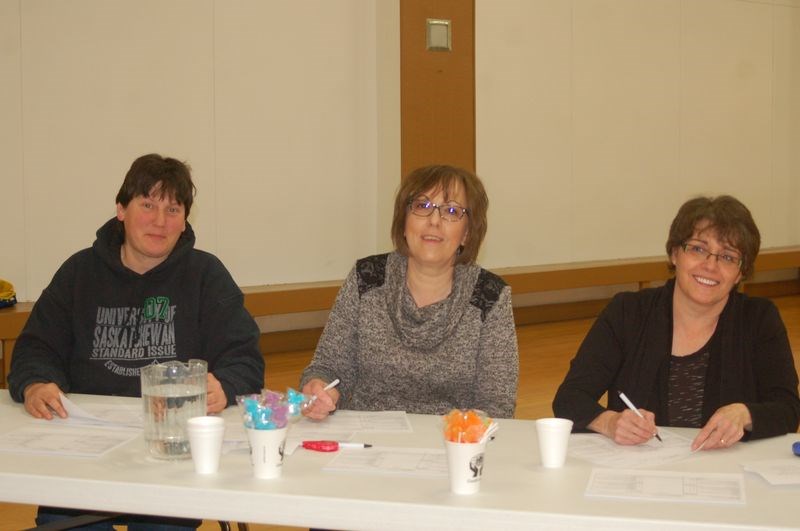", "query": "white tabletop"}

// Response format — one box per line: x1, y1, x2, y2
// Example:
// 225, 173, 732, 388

0, 391, 798, 530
